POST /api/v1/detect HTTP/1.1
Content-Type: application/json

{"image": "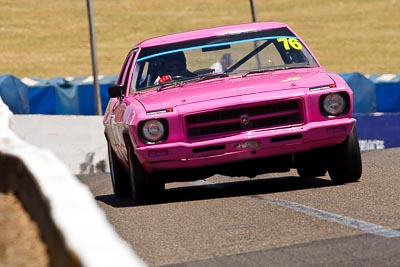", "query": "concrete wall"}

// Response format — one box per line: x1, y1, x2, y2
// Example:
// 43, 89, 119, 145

0, 97, 146, 267
10, 115, 109, 175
